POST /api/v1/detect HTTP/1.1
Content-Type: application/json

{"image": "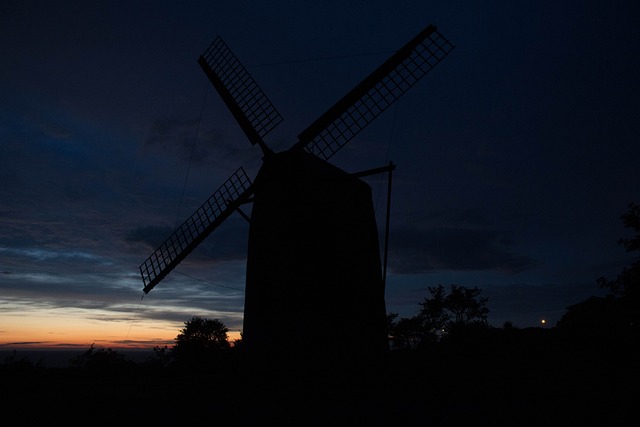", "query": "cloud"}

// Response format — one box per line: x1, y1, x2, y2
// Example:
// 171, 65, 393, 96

389, 225, 534, 275
125, 216, 249, 263
143, 117, 247, 165
0, 246, 106, 263
124, 225, 175, 250
39, 121, 73, 140
142, 116, 262, 170
144, 117, 204, 160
